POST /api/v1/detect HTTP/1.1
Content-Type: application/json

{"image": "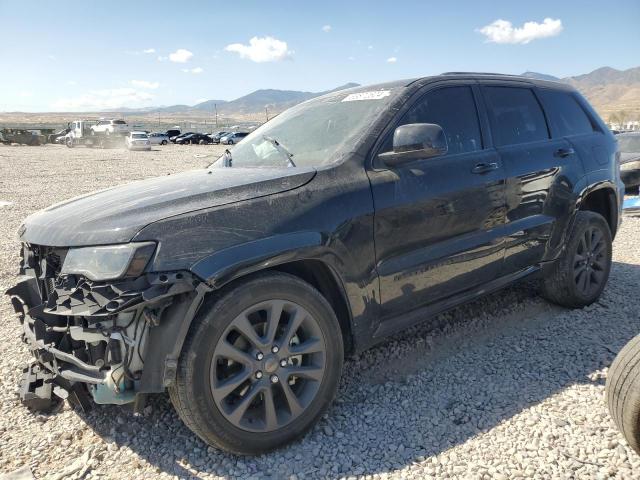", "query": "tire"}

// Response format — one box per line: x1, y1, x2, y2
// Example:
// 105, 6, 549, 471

66, 138, 74, 148
606, 333, 640, 455
169, 272, 344, 455
541, 210, 612, 308
199, 139, 205, 145
161, 140, 167, 145
228, 139, 234, 145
